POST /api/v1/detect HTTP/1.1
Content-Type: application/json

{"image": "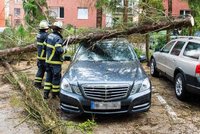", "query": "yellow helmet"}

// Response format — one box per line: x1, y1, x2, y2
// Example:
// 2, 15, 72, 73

39, 20, 49, 29
51, 21, 63, 29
